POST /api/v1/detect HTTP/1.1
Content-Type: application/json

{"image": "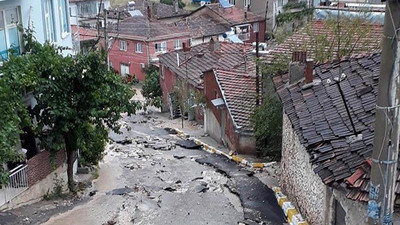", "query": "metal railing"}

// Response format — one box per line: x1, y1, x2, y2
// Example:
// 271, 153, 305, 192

0, 164, 29, 207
